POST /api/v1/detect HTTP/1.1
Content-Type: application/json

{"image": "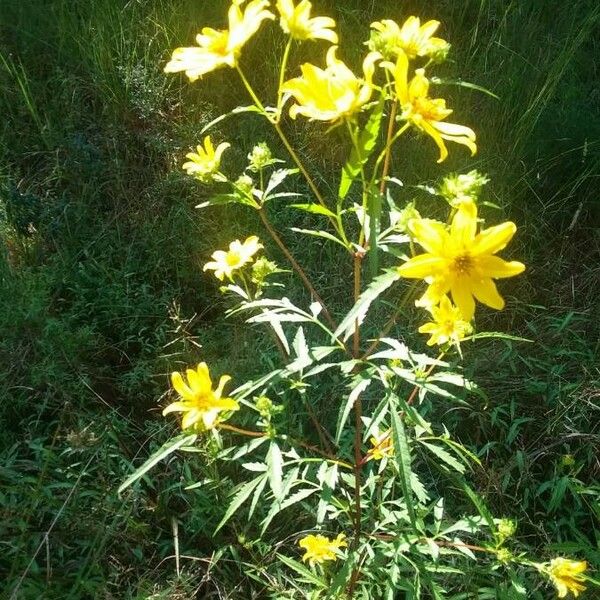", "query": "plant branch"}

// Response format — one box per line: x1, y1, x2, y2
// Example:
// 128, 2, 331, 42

258, 208, 337, 330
